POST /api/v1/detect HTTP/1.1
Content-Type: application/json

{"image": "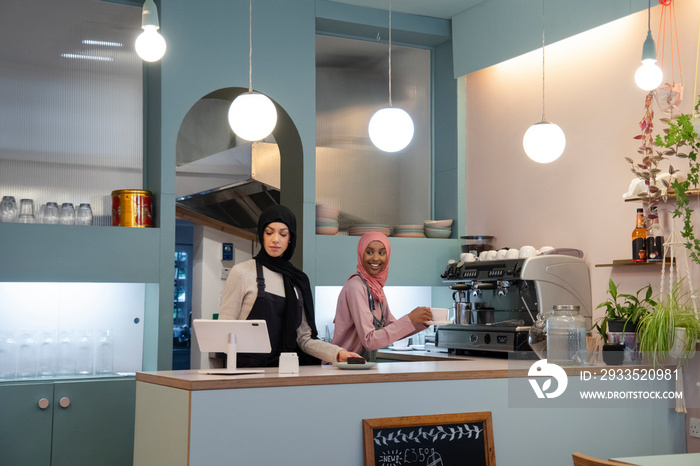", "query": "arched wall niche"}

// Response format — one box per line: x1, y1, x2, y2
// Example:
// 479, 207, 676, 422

175, 86, 305, 268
